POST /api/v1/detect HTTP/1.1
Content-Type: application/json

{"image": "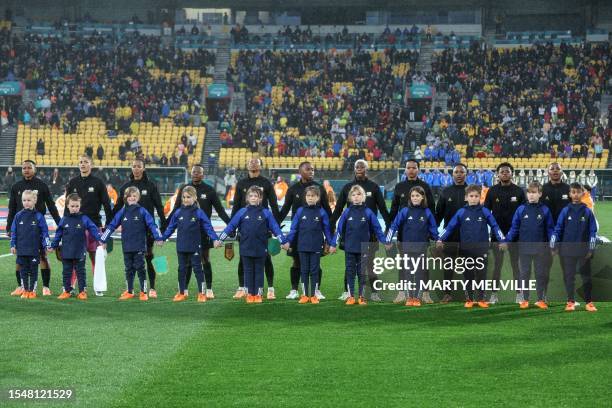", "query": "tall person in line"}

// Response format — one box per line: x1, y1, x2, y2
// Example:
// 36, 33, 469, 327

329, 185, 388, 306
278, 161, 332, 300
541, 162, 571, 300
483, 162, 526, 304
101, 187, 163, 301
65, 155, 113, 296
434, 164, 468, 303
10, 190, 52, 299
219, 187, 289, 304
550, 183, 598, 312
162, 186, 220, 303
230, 158, 281, 300
285, 186, 334, 304
389, 159, 436, 304
437, 185, 505, 309
169, 164, 230, 299
331, 160, 390, 302
114, 159, 167, 299
7, 160, 61, 297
